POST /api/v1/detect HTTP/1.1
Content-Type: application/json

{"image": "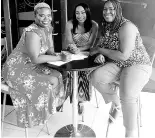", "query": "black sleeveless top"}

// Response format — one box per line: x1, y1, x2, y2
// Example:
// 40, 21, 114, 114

97, 18, 151, 67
